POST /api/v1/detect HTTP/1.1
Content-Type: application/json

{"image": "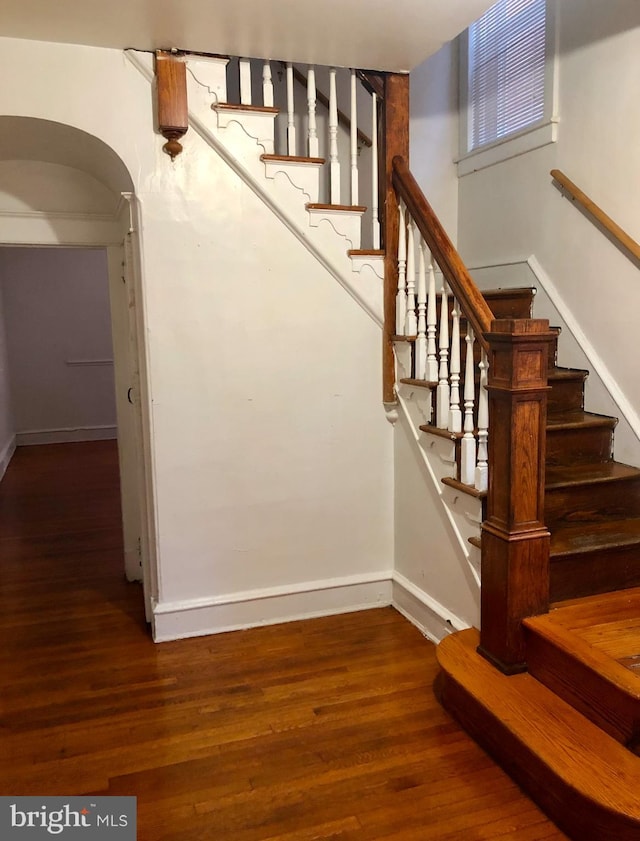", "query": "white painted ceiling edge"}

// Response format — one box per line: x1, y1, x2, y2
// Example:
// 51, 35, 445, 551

1, 0, 495, 72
